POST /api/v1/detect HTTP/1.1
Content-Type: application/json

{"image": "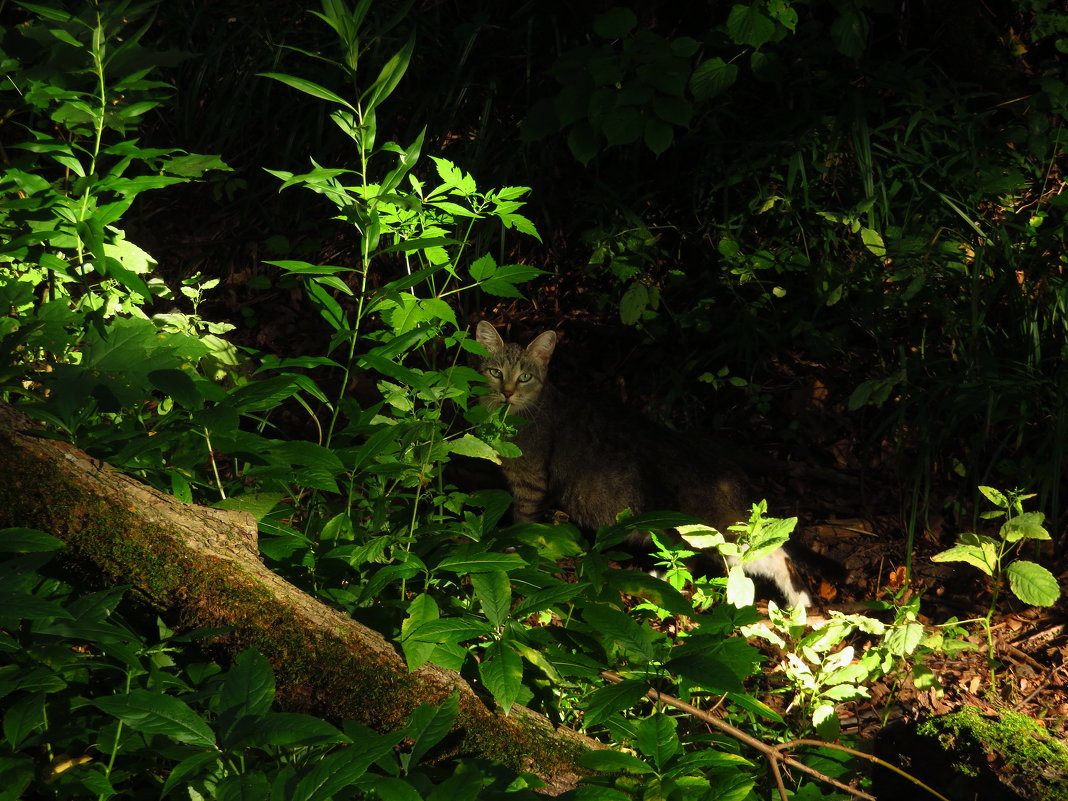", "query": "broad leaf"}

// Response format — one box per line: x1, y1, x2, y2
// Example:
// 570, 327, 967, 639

1006, 560, 1061, 607
479, 641, 523, 714
94, 690, 216, 749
